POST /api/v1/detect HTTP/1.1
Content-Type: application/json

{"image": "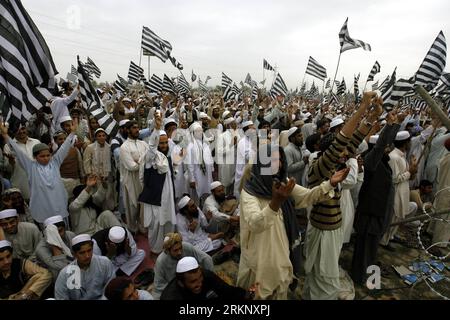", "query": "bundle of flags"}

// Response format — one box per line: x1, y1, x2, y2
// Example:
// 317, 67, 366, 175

0, 0, 58, 128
